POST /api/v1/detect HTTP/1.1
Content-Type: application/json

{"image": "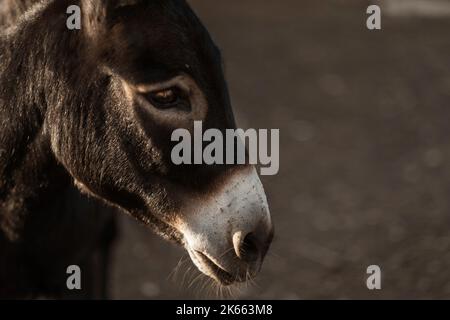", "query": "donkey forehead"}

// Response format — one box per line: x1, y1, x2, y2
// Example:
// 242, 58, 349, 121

105, 1, 221, 83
